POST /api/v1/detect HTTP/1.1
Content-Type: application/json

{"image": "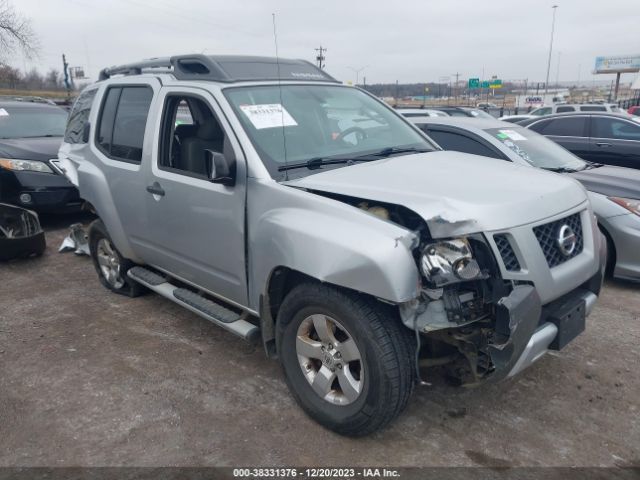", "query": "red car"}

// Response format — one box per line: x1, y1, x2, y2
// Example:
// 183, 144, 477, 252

628, 105, 640, 116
